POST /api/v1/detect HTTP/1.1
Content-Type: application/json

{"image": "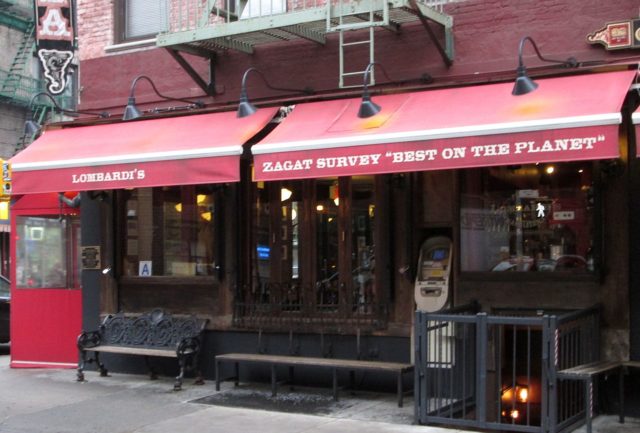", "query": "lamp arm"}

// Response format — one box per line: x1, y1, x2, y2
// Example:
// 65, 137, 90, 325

362, 62, 393, 97
28, 92, 109, 118
129, 75, 204, 108
518, 36, 578, 68
241, 67, 314, 98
